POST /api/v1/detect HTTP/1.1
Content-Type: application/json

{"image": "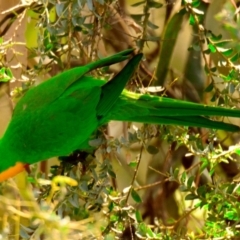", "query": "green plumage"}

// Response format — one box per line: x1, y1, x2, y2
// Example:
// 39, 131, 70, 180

0, 49, 240, 173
